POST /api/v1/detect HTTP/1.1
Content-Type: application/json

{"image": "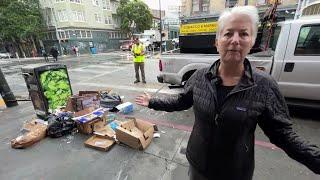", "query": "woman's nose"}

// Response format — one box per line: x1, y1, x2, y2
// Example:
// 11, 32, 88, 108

231, 33, 240, 45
